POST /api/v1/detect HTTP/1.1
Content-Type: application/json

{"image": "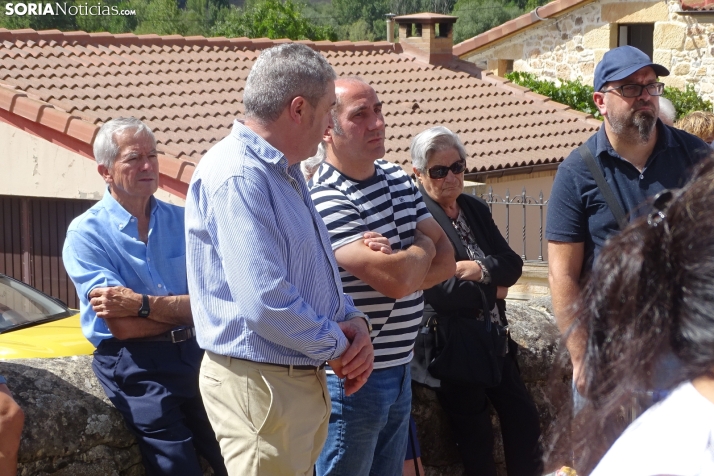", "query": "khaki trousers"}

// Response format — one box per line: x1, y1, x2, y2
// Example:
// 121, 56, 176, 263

199, 351, 331, 476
